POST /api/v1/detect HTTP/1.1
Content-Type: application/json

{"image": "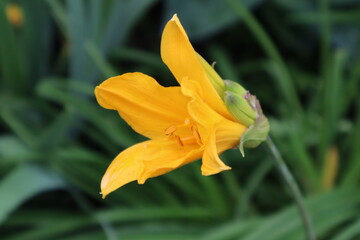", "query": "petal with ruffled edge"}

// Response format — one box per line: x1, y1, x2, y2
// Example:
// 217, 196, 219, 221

95, 72, 189, 140
161, 14, 233, 120
201, 125, 232, 176
101, 139, 202, 198
201, 122, 246, 175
